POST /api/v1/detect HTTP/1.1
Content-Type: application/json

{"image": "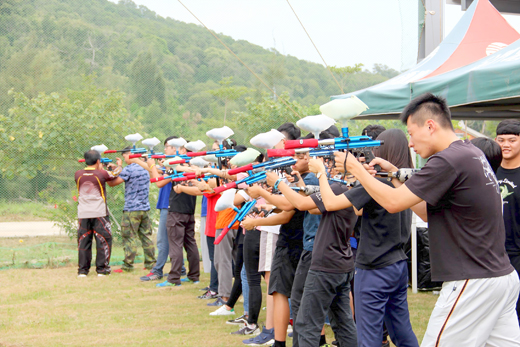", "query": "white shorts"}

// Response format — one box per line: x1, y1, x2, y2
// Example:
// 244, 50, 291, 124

421, 270, 520, 347
259, 230, 278, 272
